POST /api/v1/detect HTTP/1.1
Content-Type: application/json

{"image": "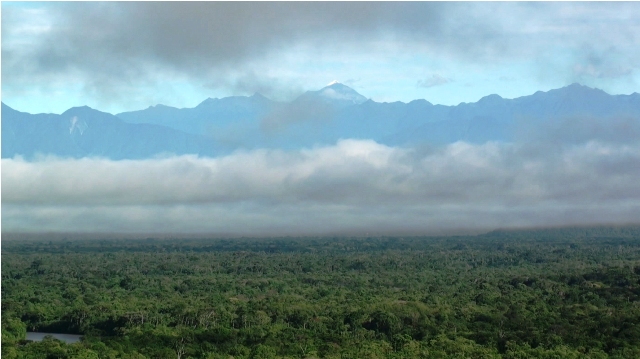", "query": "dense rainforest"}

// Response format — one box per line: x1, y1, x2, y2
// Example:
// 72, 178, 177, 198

3, 226, 640, 358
